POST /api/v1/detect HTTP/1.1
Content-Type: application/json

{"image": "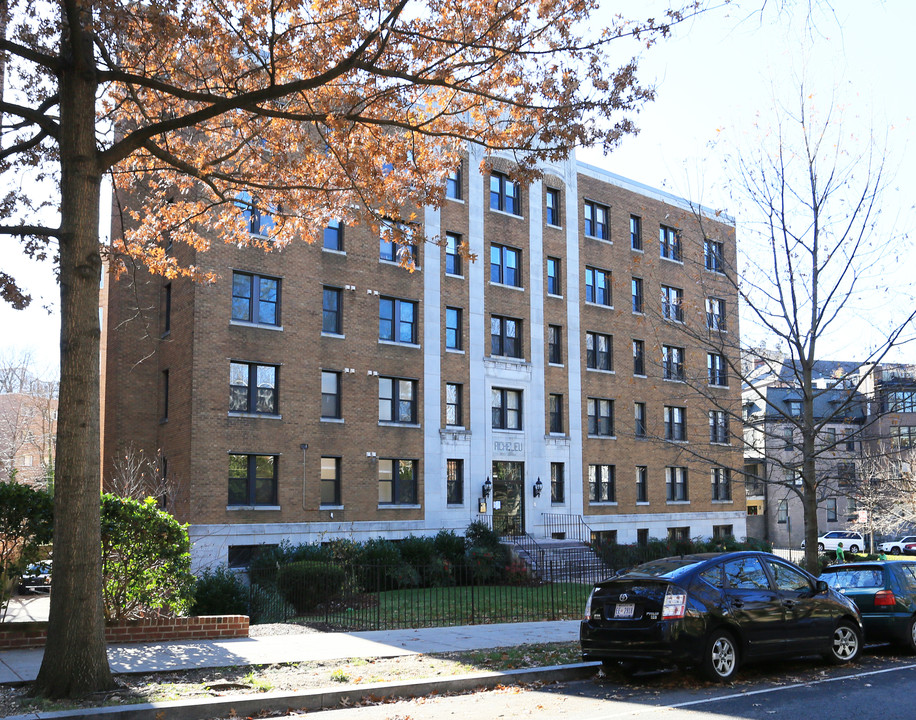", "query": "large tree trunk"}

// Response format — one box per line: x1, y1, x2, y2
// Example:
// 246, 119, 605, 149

33, 2, 114, 698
